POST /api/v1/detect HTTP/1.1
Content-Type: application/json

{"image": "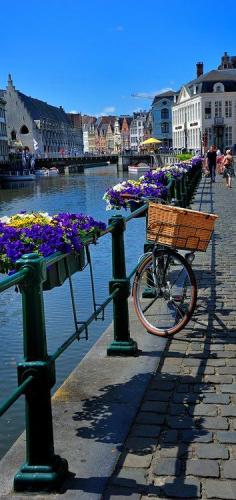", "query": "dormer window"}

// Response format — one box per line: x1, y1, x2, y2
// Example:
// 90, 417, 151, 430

213, 82, 224, 92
